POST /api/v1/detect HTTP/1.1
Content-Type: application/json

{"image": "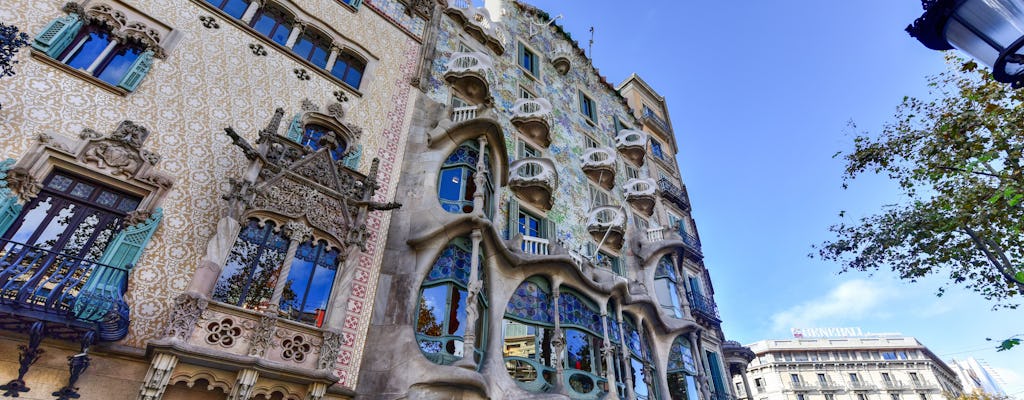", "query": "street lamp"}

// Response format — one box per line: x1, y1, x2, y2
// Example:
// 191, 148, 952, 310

907, 0, 1024, 86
